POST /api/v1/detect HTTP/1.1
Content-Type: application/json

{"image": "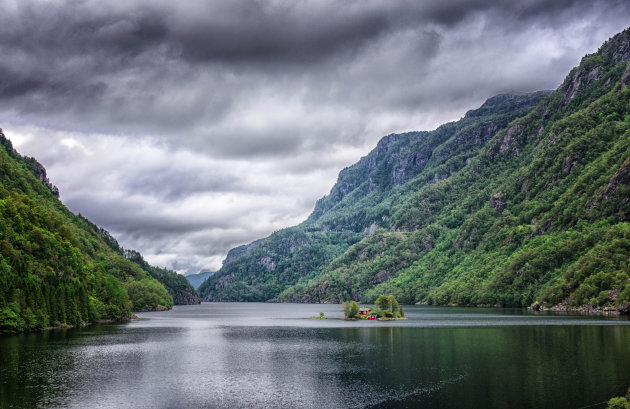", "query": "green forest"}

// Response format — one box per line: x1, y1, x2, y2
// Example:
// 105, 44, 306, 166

200, 28, 630, 313
0, 133, 199, 334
